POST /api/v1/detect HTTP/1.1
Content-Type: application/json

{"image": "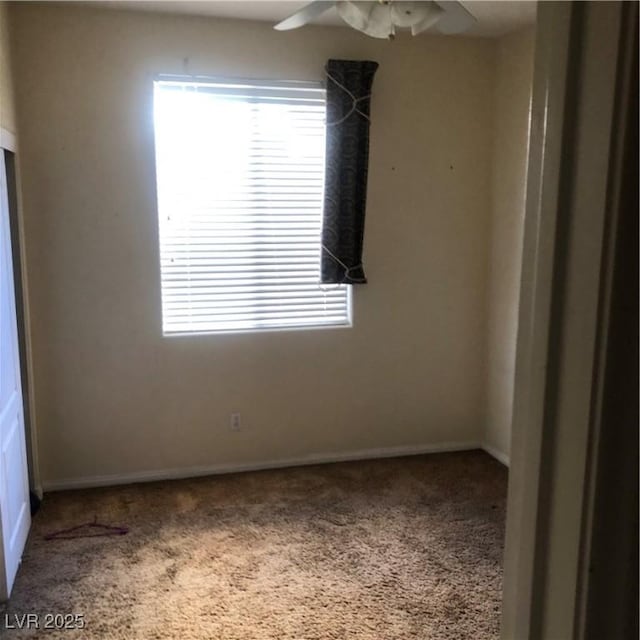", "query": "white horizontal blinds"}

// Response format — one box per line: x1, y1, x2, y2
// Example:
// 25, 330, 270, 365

154, 78, 350, 334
